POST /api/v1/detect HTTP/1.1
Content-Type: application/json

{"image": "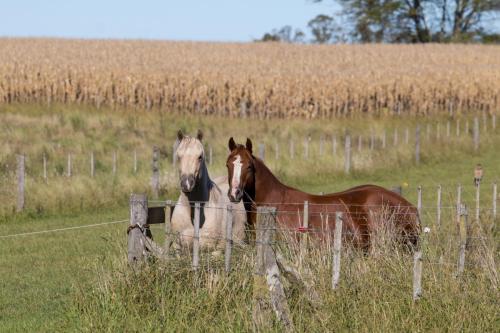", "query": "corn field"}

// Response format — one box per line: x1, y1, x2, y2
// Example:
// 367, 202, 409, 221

0, 38, 499, 118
